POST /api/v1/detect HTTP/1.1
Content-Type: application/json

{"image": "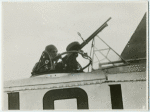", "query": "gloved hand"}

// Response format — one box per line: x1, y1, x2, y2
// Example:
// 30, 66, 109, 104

53, 53, 62, 61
